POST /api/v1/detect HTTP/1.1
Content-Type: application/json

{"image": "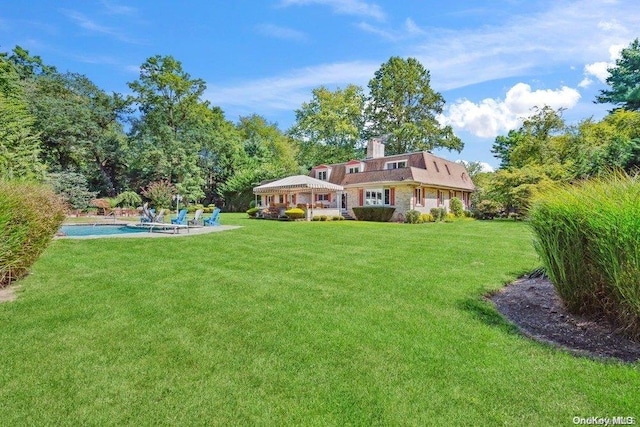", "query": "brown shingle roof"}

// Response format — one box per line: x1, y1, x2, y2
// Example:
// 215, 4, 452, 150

310, 151, 475, 191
